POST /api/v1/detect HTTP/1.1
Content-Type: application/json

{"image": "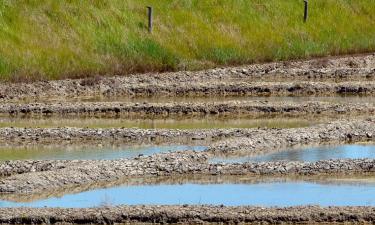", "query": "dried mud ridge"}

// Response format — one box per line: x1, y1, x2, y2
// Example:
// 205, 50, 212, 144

208, 117, 374, 156
0, 127, 257, 143
0, 54, 375, 101
1, 205, 375, 224
1, 101, 375, 117
1, 155, 375, 194
0, 119, 373, 194
0, 54, 374, 224
0, 117, 373, 144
